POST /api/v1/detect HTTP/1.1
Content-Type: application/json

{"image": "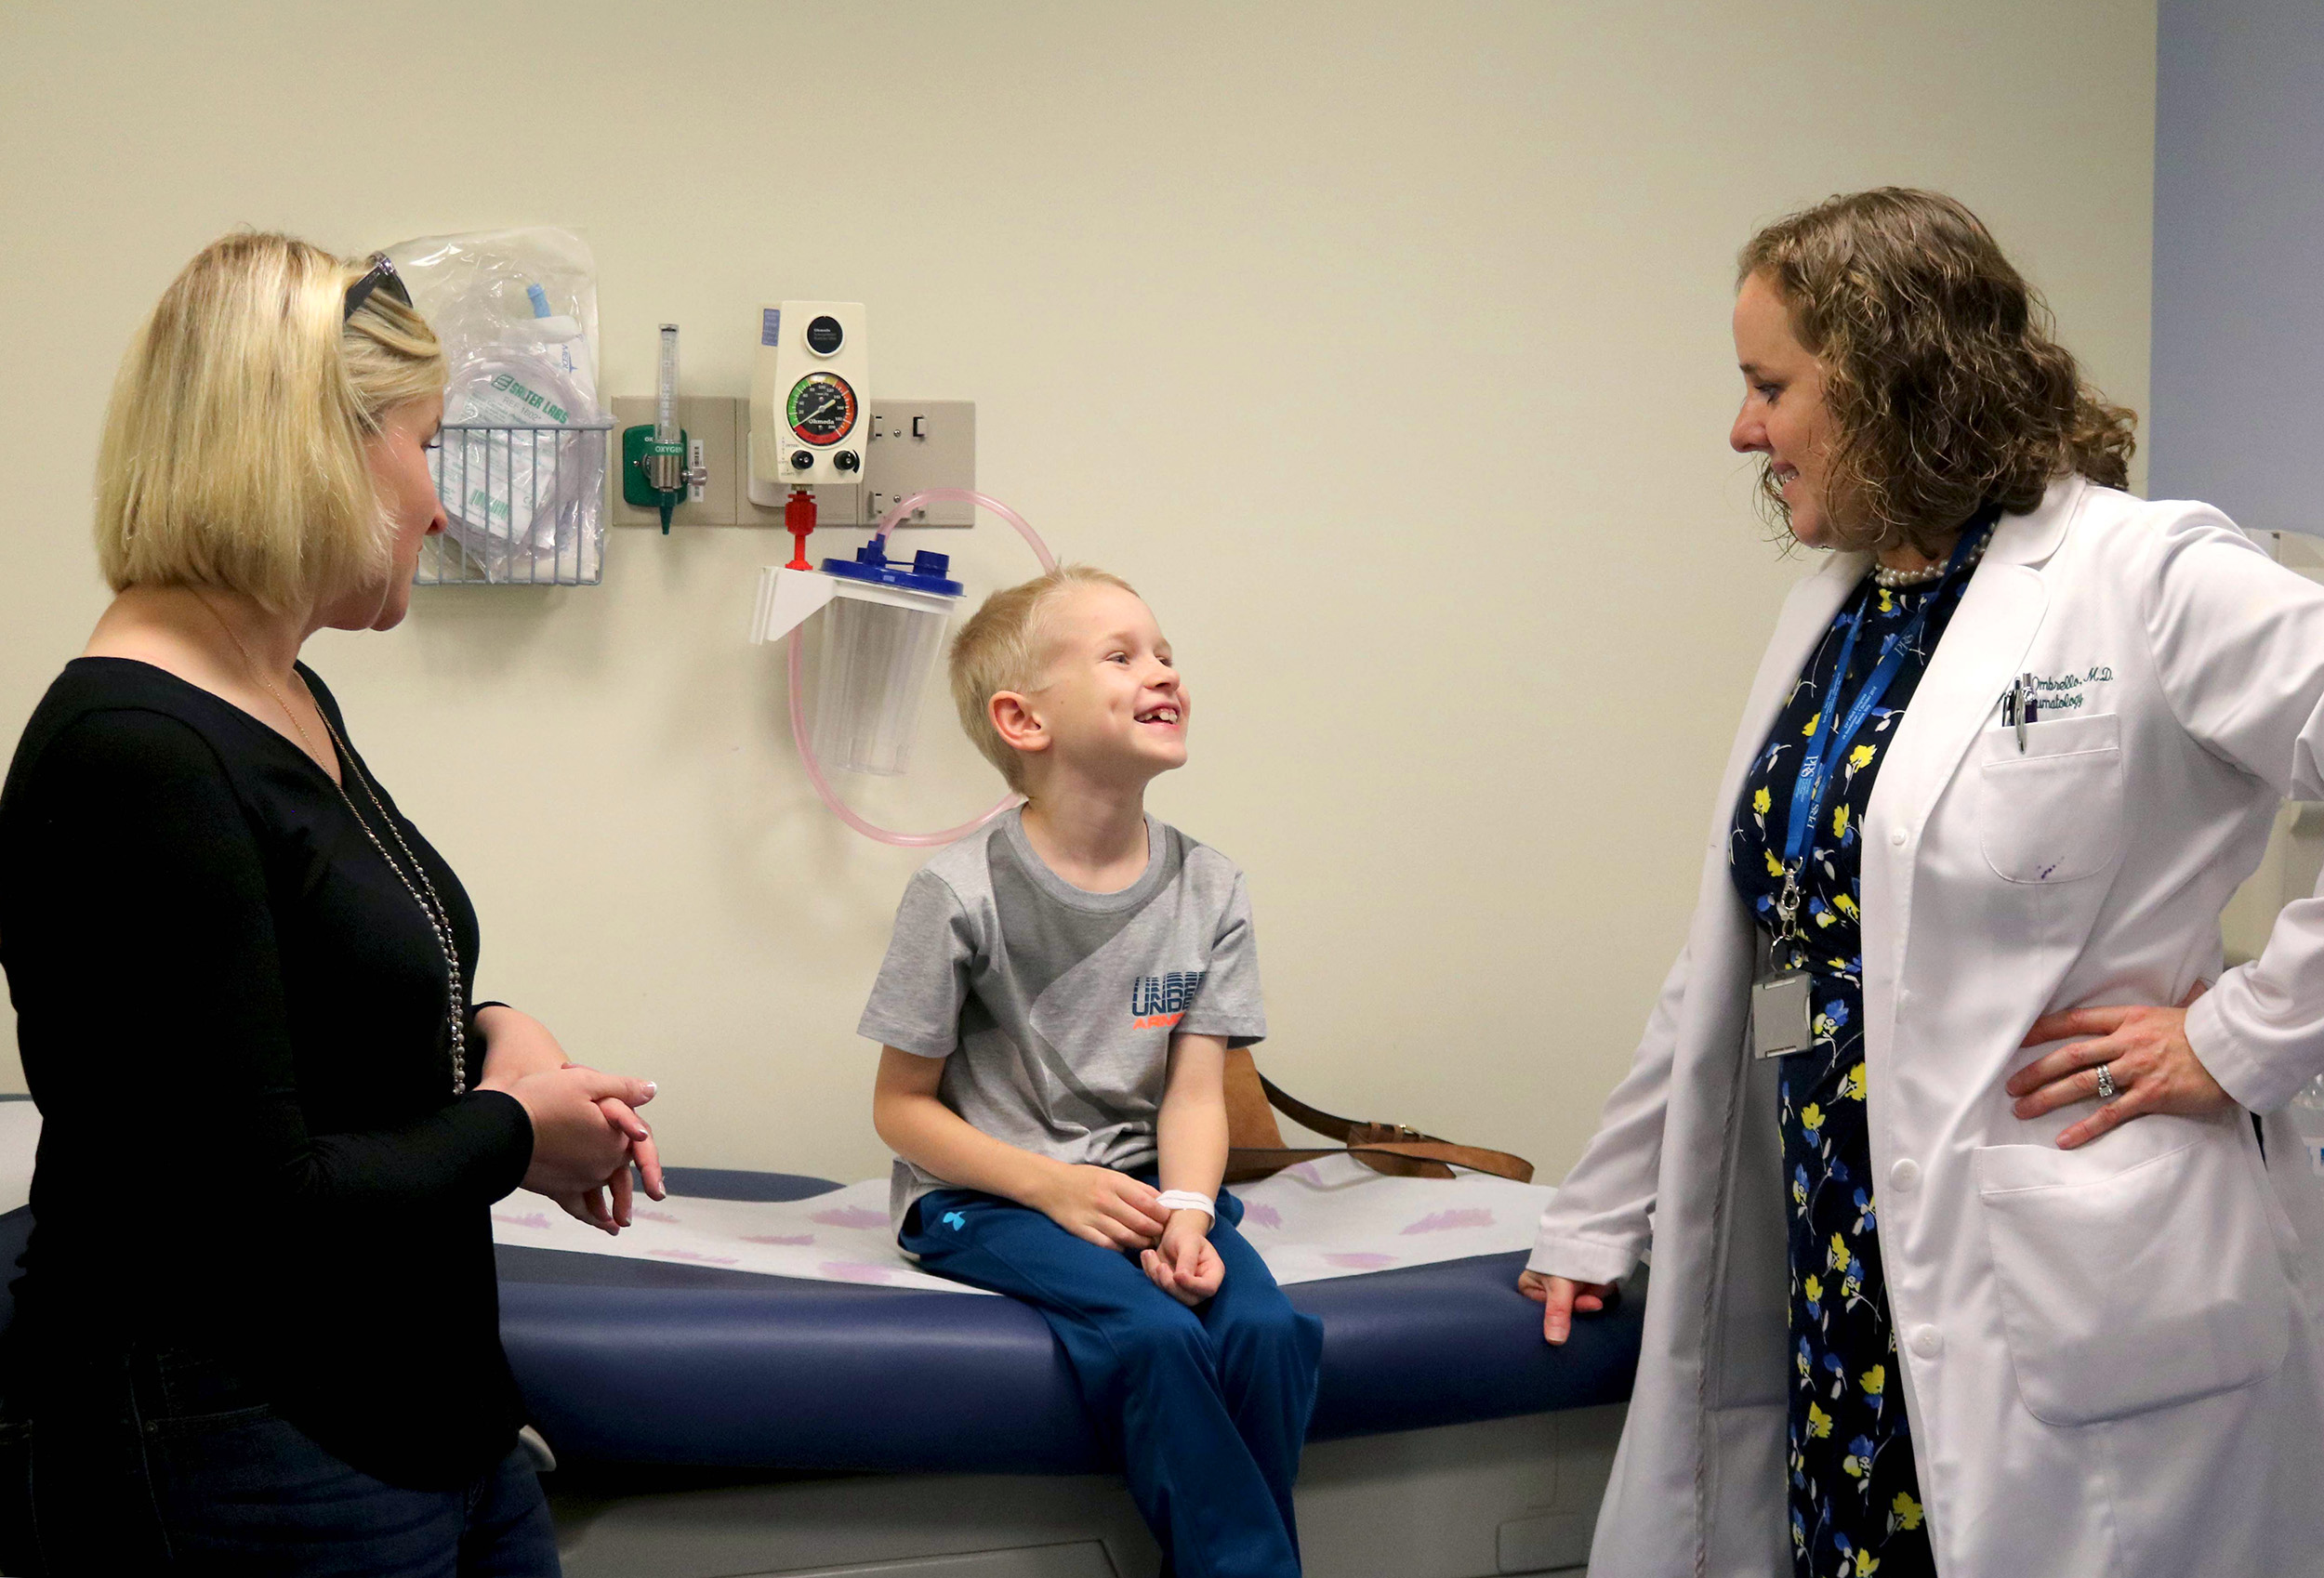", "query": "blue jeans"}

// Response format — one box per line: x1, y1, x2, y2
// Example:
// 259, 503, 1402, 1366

0, 1346, 558, 1576
902, 1180, 1324, 1578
